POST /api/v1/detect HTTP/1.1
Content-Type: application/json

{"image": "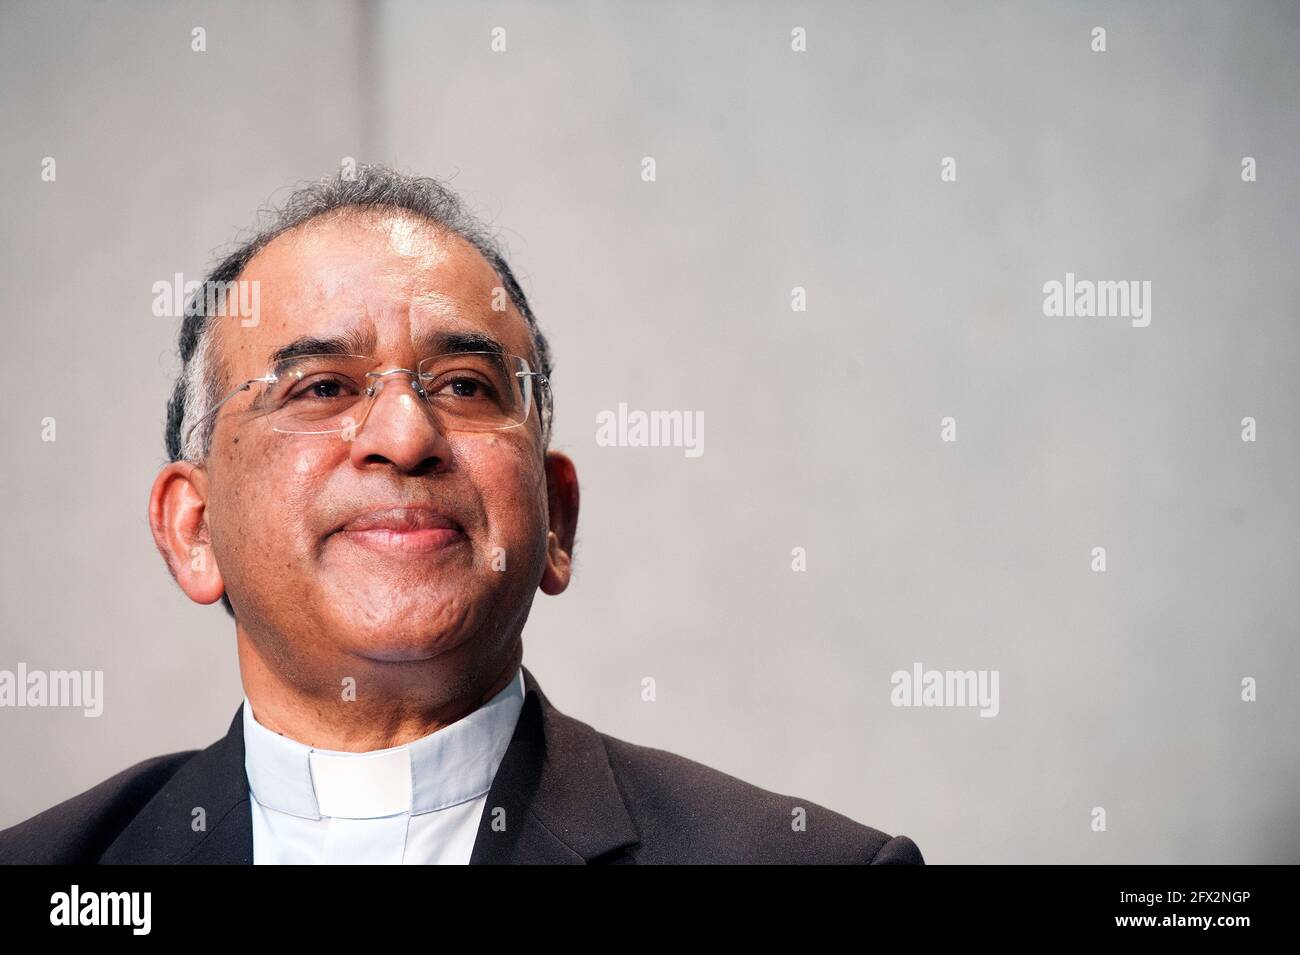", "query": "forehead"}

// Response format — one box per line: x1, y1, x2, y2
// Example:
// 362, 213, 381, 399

216, 209, 536, 375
